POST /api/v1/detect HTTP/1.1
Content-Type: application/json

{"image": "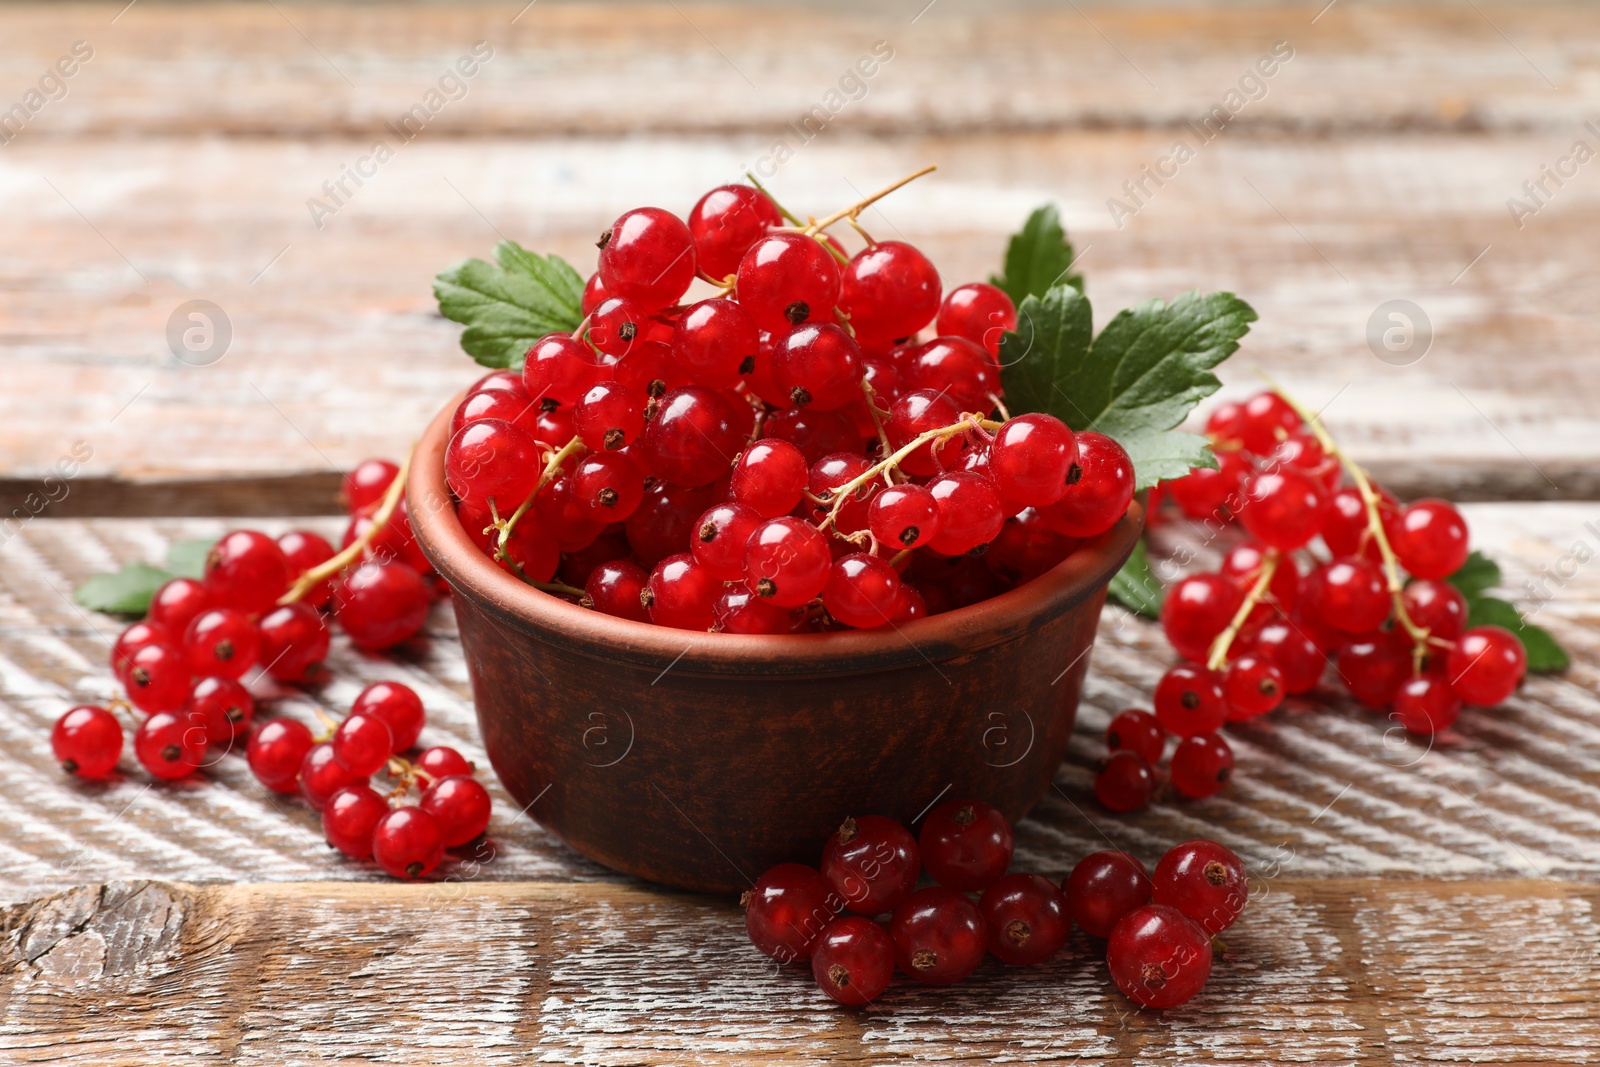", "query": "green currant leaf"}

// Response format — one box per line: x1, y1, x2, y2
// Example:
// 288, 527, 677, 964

1107, 537, 1163, 618
73, 563, 174, 615
434, 241, 586, 369
1463, 595, 1569, 674
1445, 550, 1501, 600
165, 538, 213, 580
999, 287, 1256, 490
990, 204, 1084, 306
